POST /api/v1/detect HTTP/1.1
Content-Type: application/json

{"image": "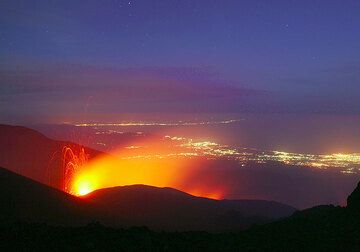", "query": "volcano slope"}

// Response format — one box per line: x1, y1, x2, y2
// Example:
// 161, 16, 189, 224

0, 124, 102, 190
81, 184, 296, 232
